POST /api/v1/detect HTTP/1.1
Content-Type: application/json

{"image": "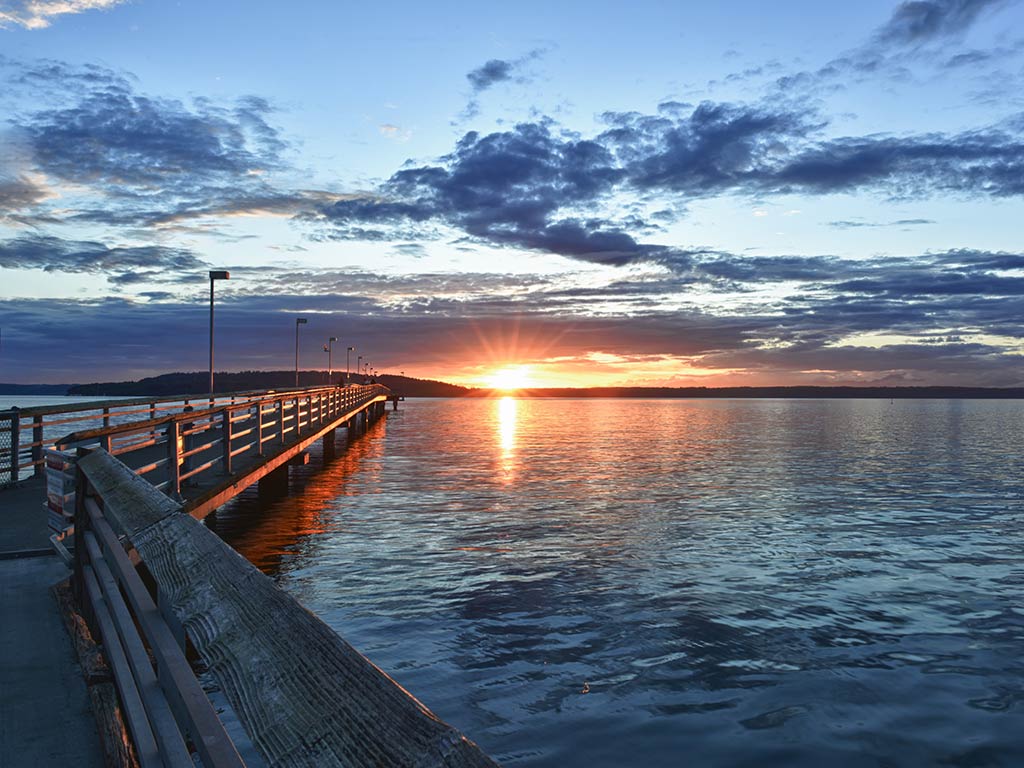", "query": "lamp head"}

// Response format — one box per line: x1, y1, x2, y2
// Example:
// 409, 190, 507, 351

209, 270, 230, 280
296, 318, 308, 325
329, 336, 338, 342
